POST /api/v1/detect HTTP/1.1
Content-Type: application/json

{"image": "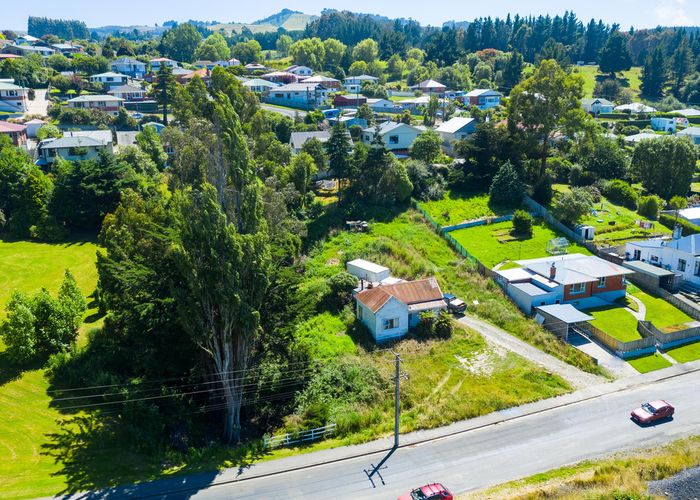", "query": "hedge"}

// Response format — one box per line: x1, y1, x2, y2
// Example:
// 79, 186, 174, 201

659, 213, 700, 236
